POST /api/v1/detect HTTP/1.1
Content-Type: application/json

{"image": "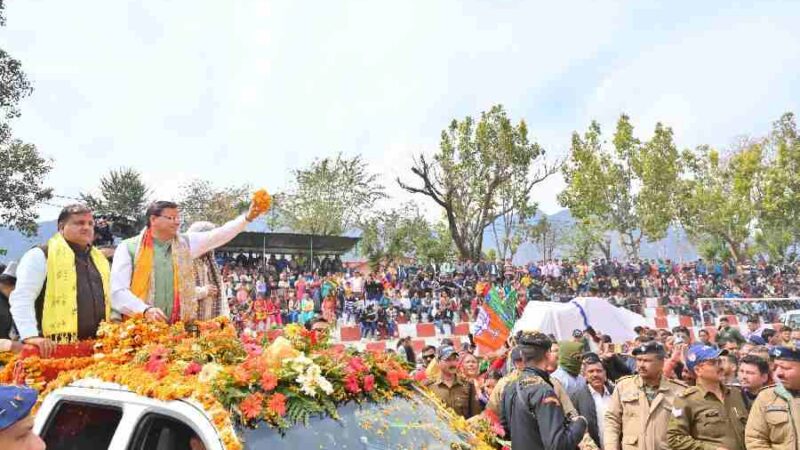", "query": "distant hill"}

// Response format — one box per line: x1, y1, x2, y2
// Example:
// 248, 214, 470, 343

0, 220, 58, 263
483, 209, 698, 264
1, 210, 698, 264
